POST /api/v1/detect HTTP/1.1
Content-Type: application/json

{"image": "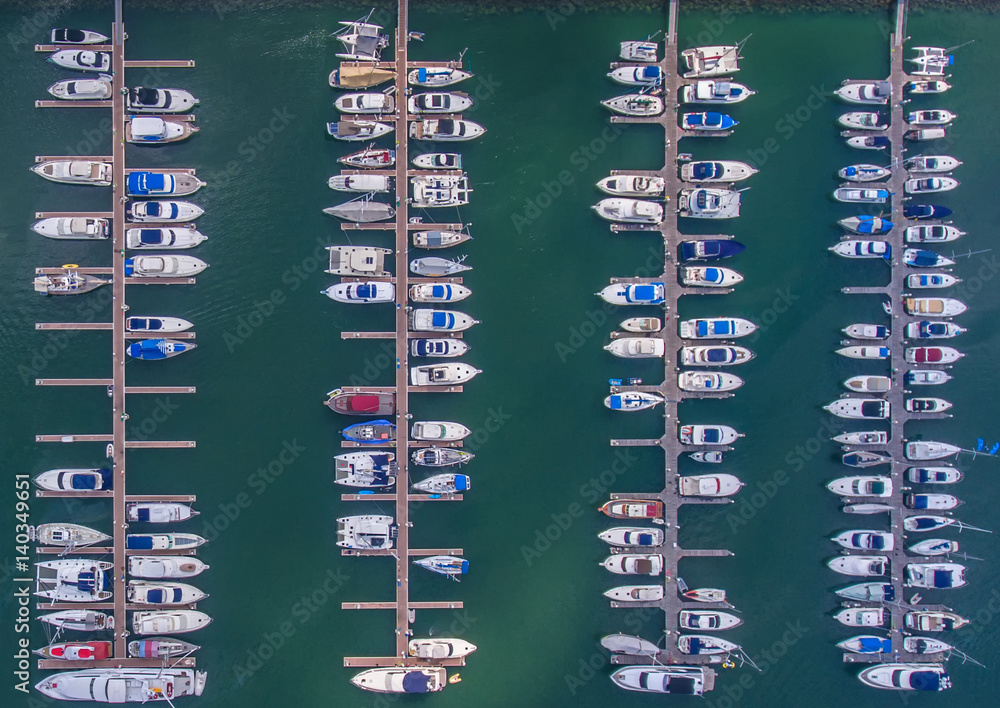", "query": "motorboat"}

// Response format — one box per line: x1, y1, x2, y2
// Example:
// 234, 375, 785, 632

337, 515, 397, 550
408, 67, 472, 87
906, 79, 951, 93
351, 667, 446, 694
608, 65, 663, 86
905, 611, 969, 632
904, 204, 952, 220
413, 555, 468, 579
126, 502, 198, 524
906, 128, 948, 142
838, 636, 892, 655
603, 585, 664, 602
905, 155, 962, 173
409, 119, 485, 141
127, 171, 205, 196
601, 93, 664, 116
677, 635, 740, 655
838, 164, 890, 182
339, 146, 395, 168
598, 527, 664, 547
620, 40, 658, 62
833, 188, 889, 203
412, 230, 471, 249
409, 283, 471, 303
679, 239, 746, 260
682, 588, 727, 603
333, 16, 388, 61
680, 160, 756, 183
600, 554, 664, 576
596, 175, 665, 197
682, 43, 741, 78
329, 65, 394, 90
828, 240, 890, 260
839, 215, 892, 234
827, 555, 887, 576
128, 556, 208, 579
905, 177, 959, 194
327, 120, 393, 141
906, 563, 966, 589
907, 109, 956, 126
410, 362, 481, 386
681, 266, 743, 287
324, 199, 395, 222
408, 91, 473, 113
411, 421, 470, 441
411, 447, 474, 467
832, 431, 889, 445
126, 339, 196, 360
838, 112, 887, 130
325, 246, 391, 275
842, 324, 888, 340
412, 473, 470, 495
678, 188, 742, 218
324, 390, 395, 415
48, 49, 110, 72
410, 338, 469, 358
621, 316, 662, 332
36, 668, 206, 702
31, 523, 110, 548
907, 467, 961, 484
906, 441, 961, 460
836, 346, 889, 359
678, 610, 742, 631
410, 256, 471, 277
905, 493, 961, 510
408, 638, 477, 659
342, 420, 396, 444
126, 255, 208, 277
35, 559, 113, 602
126, 227, 206, 249
843, 375, 891, 393
126, 86, 198, 113
835, 582, 895, 602
906, 321, 964, 339
335, 92, 395, 114
679, 425, 741, 446
592, 198, 663, 223
908, 273, 960, 289
678, 372, 744, 392
47, 76, 112, 100
678, 474, 744, 497
831, 530, 894, 551
128, 638, 200, 659
412, 152, 461, 170
127, 581, 207, 605
909, 539, 960, 556
903, 637, 953, 655
823, 399, 889, 420
132, 611, 212, 635
599, 499, 663, 520
126, 534, 207, 552
328, 174, 391, 193
33, 217, 109, 242
611, 666, 712, 695
827, 476, 891, 497
846, 136, 890, 149
680, 345, 754, 366
905, 225, 964, 243
411, 175, 471, 208
679, 318, 756, 339
126, 117, 197, 144
681, 79, 755, 104
32, 159, 112, 186
322, 281, 395, 304
51, 28, 108, 43
681, 111, 737, 131
834, 608, 885, 627
604, 337, 665, 358
905, 369, 953, 385
596, 282, 665, 305
334, 451, 396, 488
601, 634, 660, 656
604, 392, 665, 411
126, 201, 203, 223
843, 502, 893, 513
409, 308, 479, 332
34, 468, 111, 492
835, 81, 891, 104
34, 640, 112, 661
906, 347, 964, 364
858, 664, 951, 692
